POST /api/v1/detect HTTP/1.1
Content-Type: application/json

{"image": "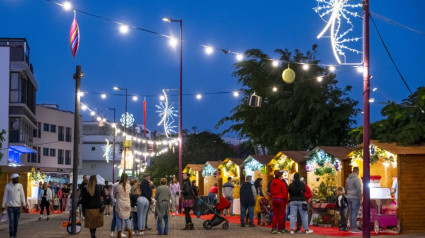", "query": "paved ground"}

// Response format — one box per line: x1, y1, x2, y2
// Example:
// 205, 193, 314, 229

1, 211, 425, 238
